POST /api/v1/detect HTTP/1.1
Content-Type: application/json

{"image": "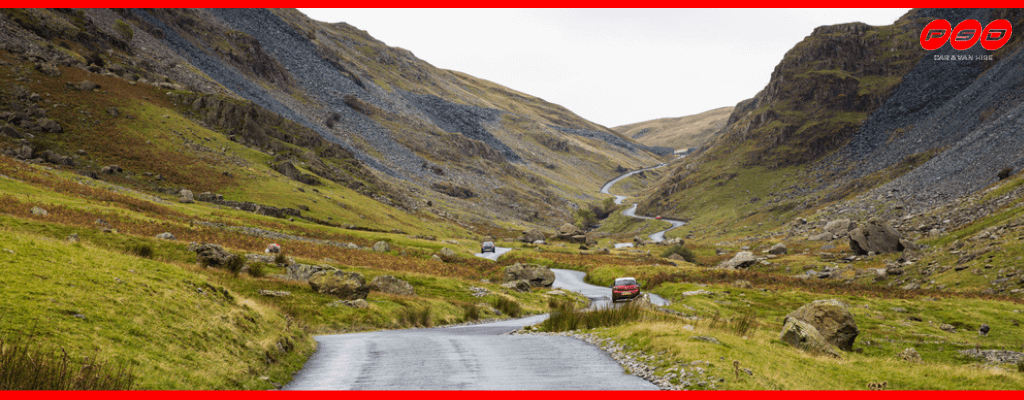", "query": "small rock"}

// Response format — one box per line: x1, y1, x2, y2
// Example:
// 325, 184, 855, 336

372, 241, 391, 252
939, 324, 956, 333
30, 206, 48, 216
179, 189, 194, 204
155, 232, 176, 240
258, 290, 291, 297
768, 243, 788, 255
897, 347, 923, 363
67, 233, 79, 243
979, 323, 990, 336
